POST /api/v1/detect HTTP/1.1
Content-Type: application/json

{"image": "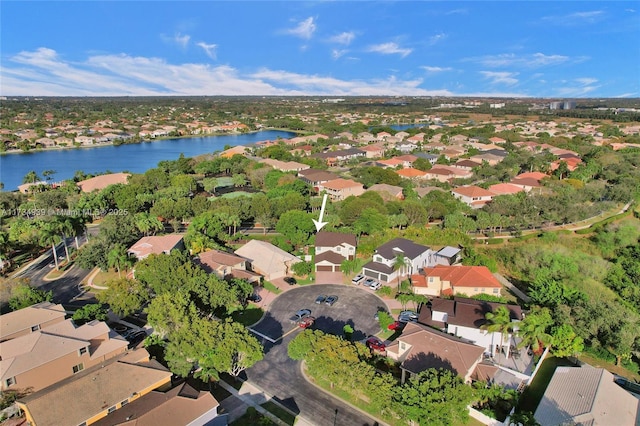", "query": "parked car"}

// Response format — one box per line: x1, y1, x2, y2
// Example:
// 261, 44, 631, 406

126, 331, 147, 349
388, 321, 405, 331
351, 274, 365, 285
364, 278, 377, 287
399, 310, 418, 322
299, 316, 315, 329
369, 281, 382, 291
315, 295, 327, 304
366, 336, 386, 352
295, 309, 311, 319
284, 277, 297, 285
247, 293, 262, 303
325, 295, 338, 306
